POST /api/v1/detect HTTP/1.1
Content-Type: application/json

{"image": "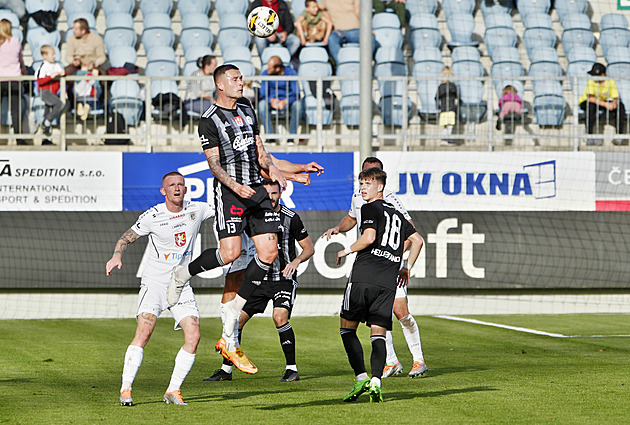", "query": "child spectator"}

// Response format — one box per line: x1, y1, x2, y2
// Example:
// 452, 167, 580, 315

496, 84, 522, 130
35, 45, 65, 144
296, 0, 333, 45
74, 56, 102, 121
436, 66, 459, 146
